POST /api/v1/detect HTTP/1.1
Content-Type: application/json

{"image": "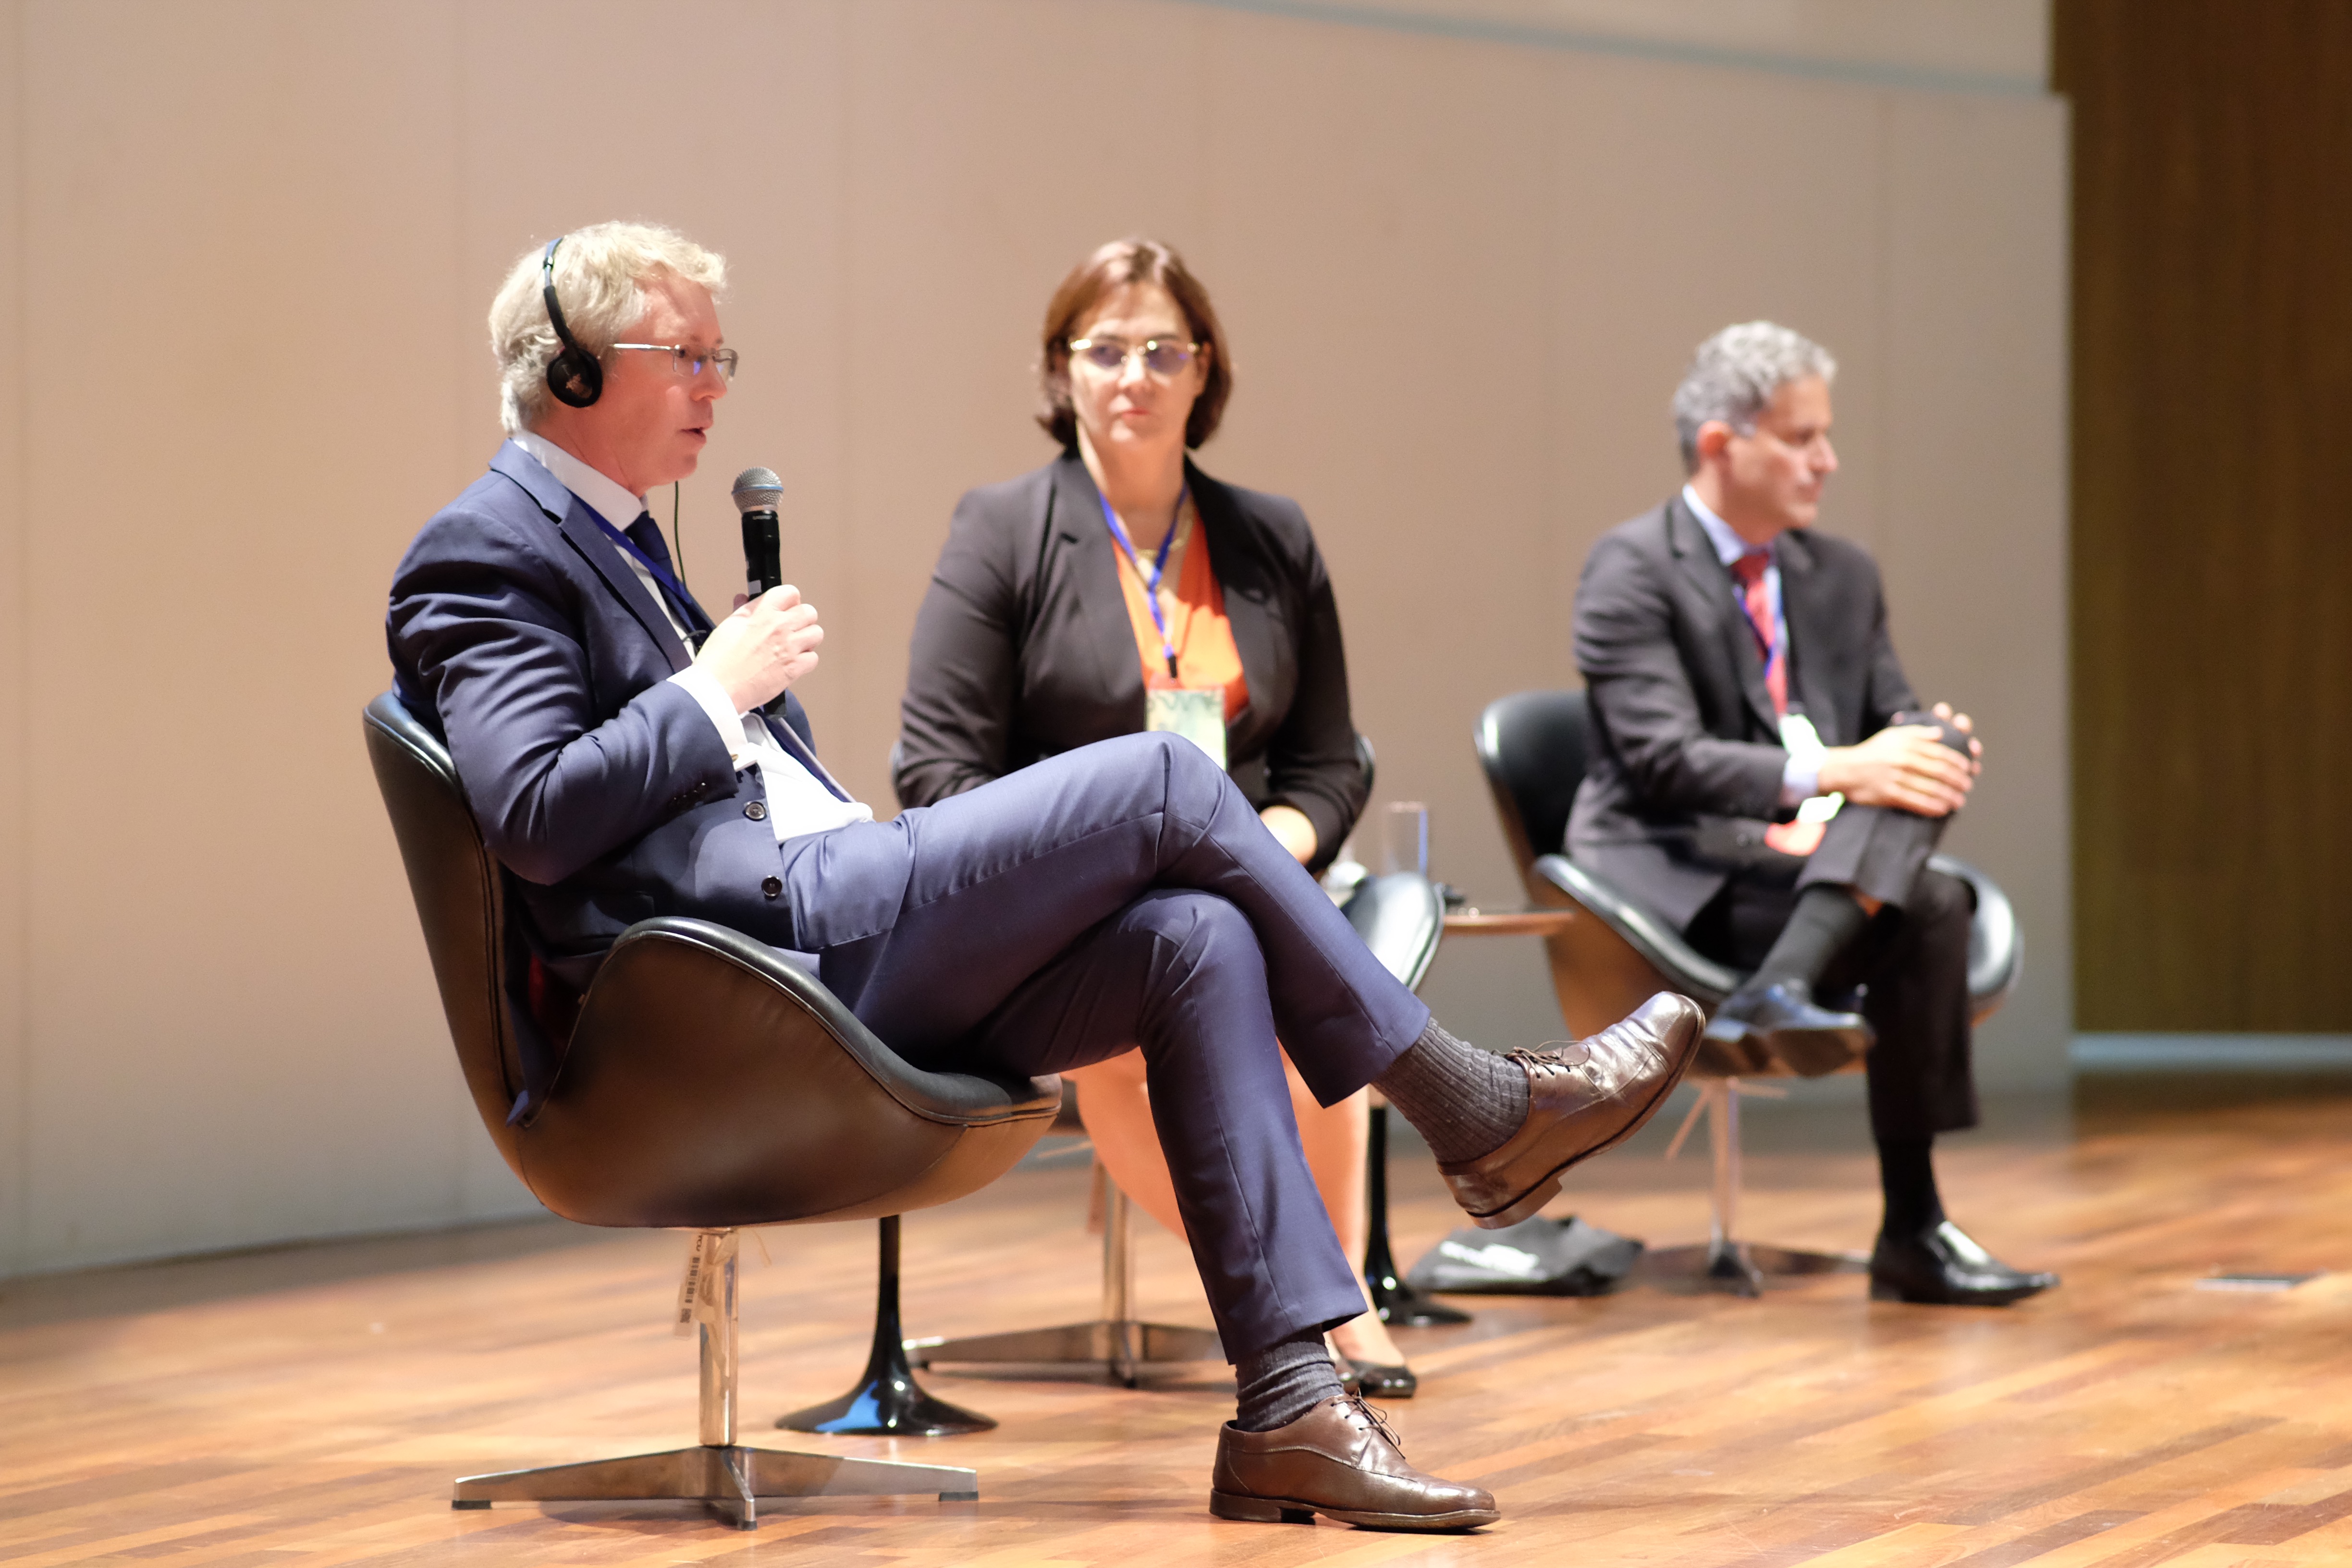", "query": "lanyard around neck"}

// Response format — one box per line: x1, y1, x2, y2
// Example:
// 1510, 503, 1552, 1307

592, 511, 700, 633
1099, 485, 1189, 678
